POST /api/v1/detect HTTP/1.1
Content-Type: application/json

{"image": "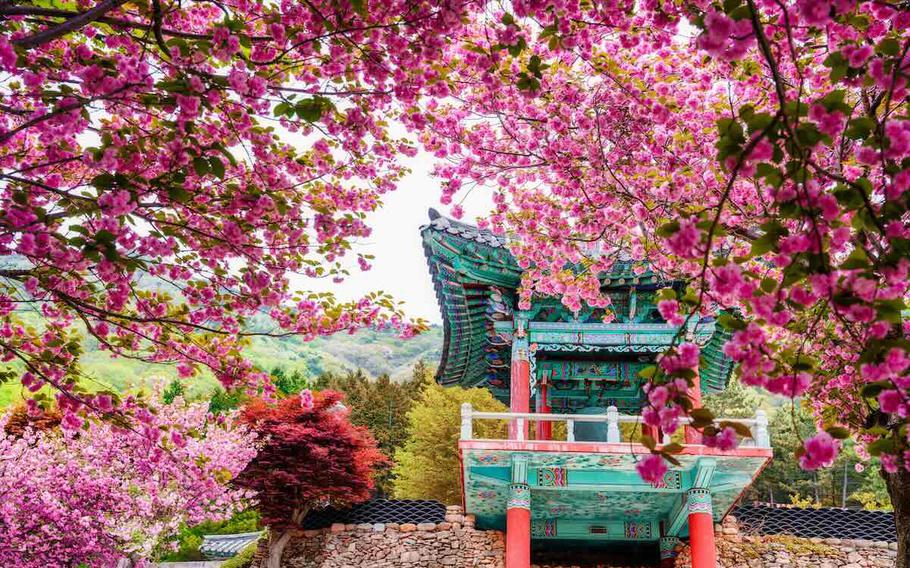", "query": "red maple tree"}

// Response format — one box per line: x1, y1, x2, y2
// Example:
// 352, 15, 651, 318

235, 390, 386, 568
